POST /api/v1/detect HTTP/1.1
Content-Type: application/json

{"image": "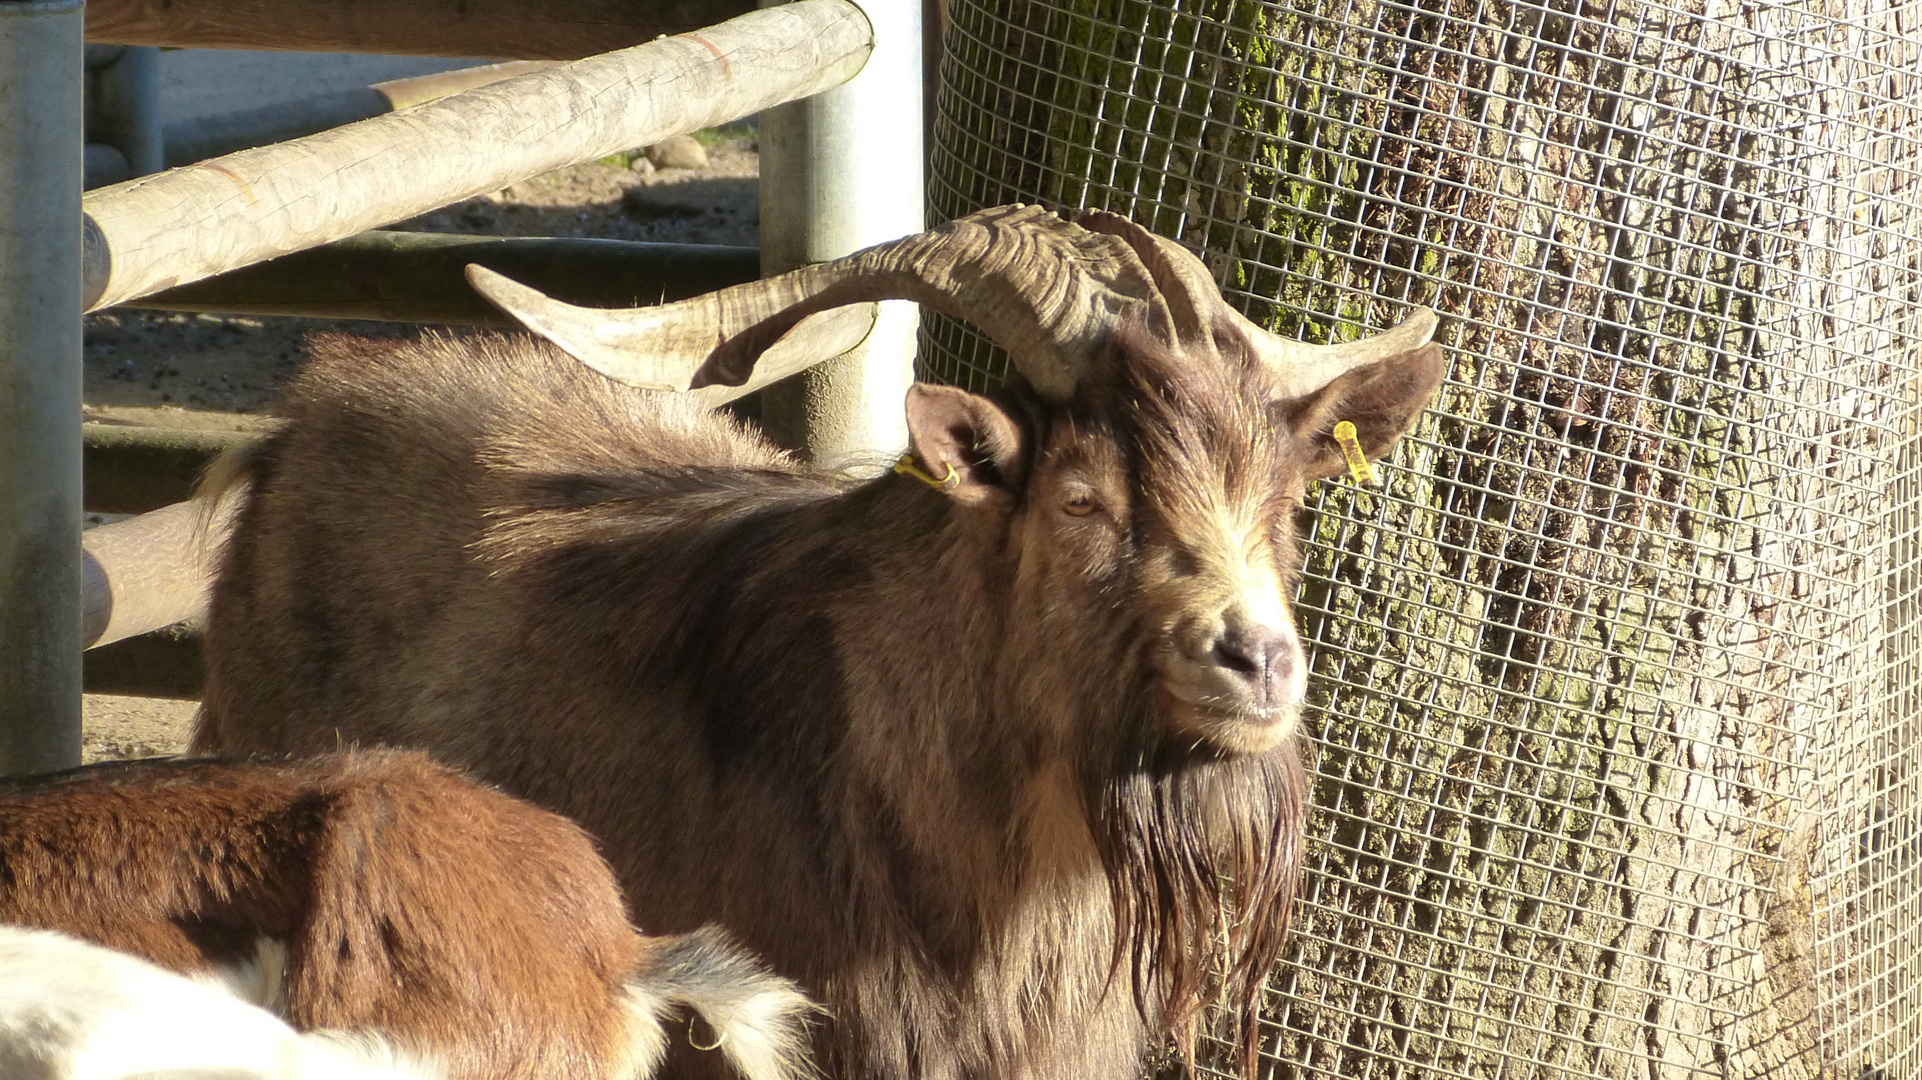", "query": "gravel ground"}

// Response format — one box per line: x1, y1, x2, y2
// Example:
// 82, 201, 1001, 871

81, 52, 758, 762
